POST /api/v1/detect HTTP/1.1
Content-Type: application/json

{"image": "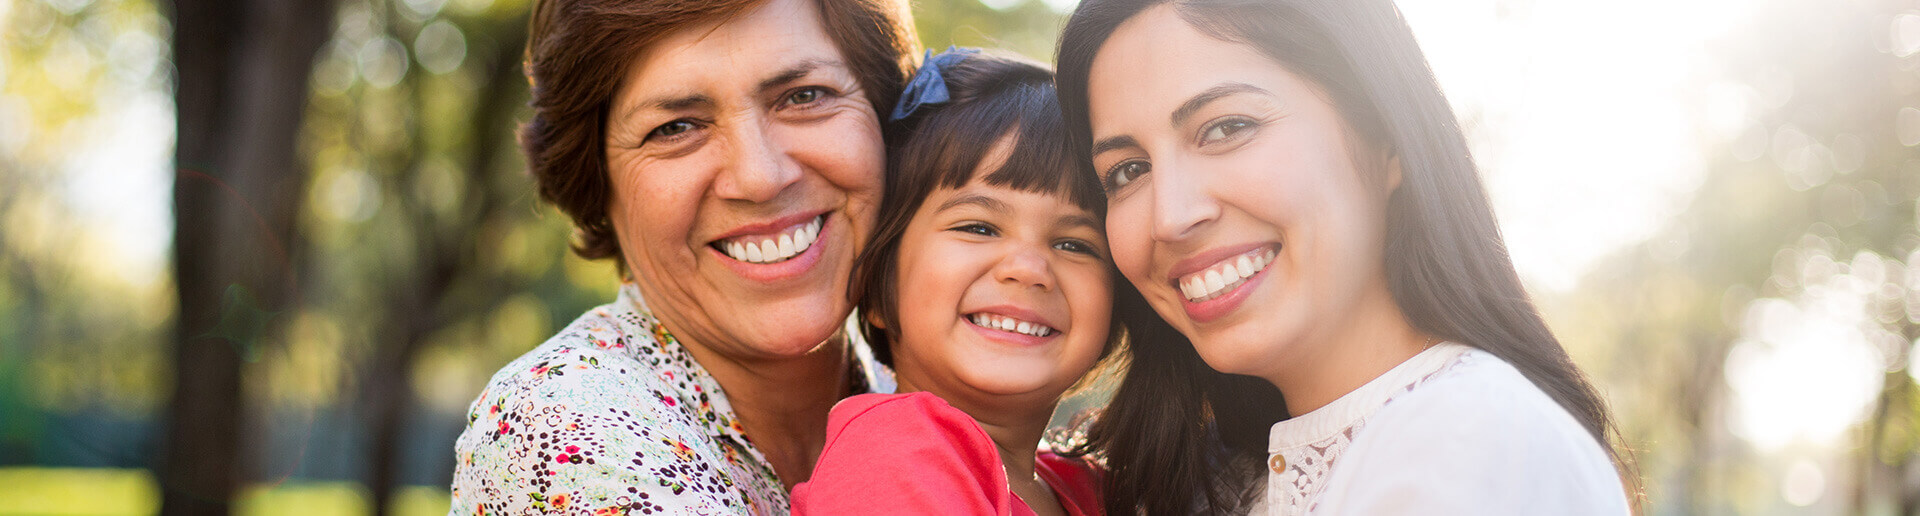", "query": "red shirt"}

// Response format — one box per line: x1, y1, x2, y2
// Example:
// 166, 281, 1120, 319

791, 392, 1104, 516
